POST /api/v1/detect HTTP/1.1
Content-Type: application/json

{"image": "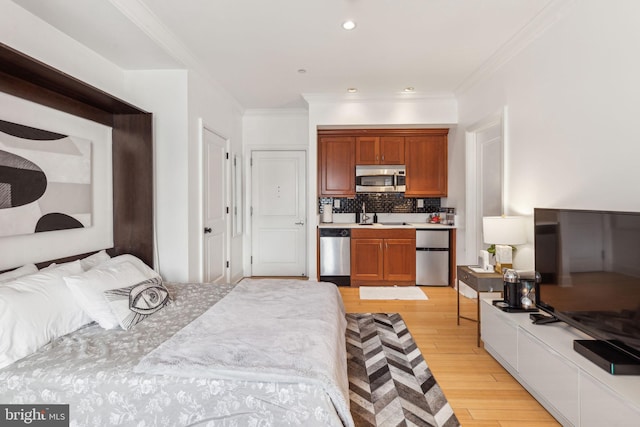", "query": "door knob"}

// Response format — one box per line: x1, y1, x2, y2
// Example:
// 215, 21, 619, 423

204, 227, 212, 233
295, 221, 304, 225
